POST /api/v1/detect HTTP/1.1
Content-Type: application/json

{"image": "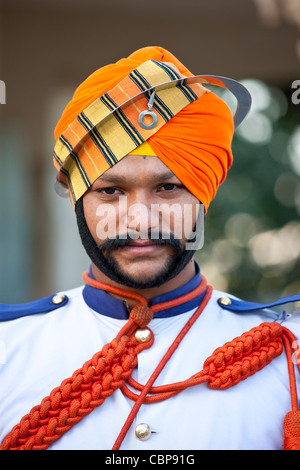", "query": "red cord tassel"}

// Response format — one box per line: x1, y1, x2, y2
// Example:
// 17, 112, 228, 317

284, 411, 300, 450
